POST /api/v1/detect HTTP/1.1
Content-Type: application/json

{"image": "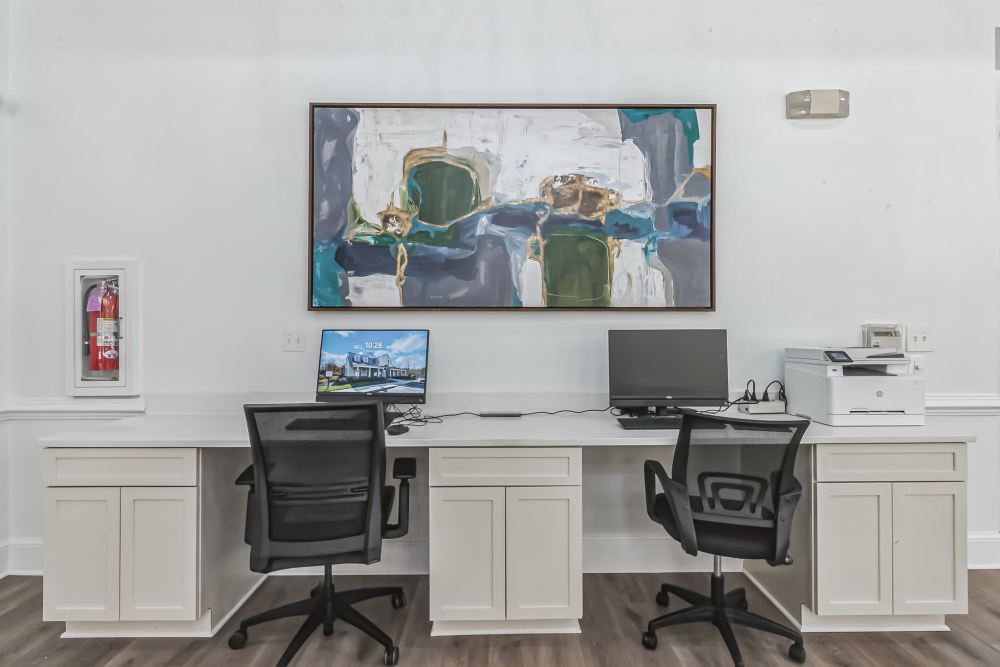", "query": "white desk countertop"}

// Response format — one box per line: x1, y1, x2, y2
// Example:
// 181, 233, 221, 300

38, 411, 975, 449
